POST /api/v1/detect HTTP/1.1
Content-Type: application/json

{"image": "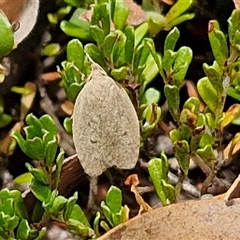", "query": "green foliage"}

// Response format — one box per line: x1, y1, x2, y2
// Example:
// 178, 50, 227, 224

148, 153, 176, 205
11, 113, 93, 239
0, 10, 14, 58
9, 1, 240, 239
0, 188, 41, 240
97, 186, 129, 233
